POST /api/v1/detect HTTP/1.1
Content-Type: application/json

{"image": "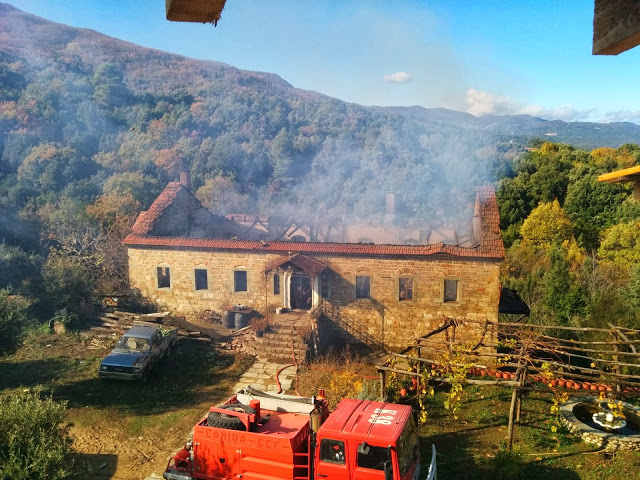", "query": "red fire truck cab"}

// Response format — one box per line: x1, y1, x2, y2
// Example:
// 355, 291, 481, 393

164, 387, 435, 480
